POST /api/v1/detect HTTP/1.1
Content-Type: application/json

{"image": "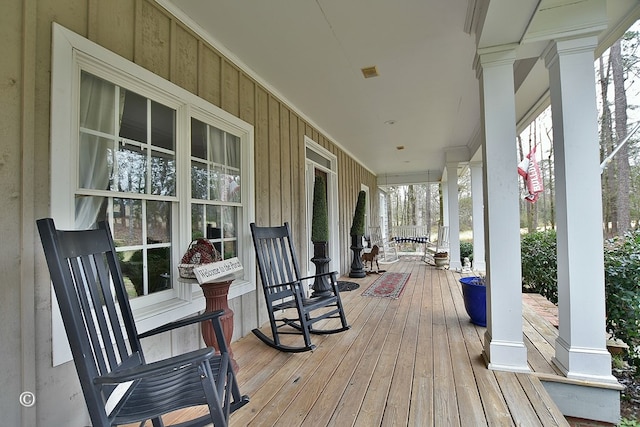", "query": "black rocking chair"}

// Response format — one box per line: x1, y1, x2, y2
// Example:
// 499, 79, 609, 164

250, 222, 350, 352
37, 218, 249, 427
